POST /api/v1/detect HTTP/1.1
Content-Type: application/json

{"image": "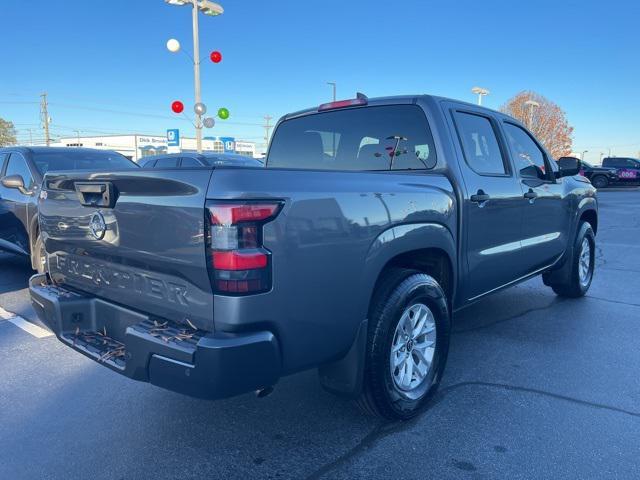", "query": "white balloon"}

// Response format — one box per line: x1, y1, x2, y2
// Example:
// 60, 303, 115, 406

194, 102, 207, 115
203, 117, 215, 128
166, 38, 181, 53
